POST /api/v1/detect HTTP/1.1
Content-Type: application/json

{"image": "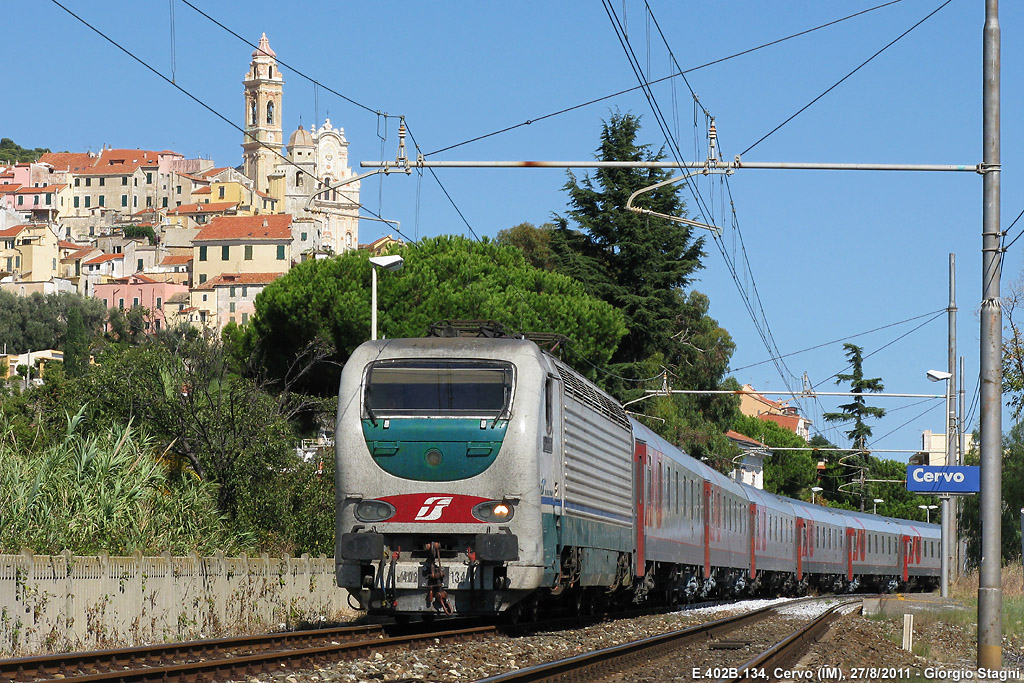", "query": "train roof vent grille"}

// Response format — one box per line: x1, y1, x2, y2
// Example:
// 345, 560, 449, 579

555, 364, 630, 431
